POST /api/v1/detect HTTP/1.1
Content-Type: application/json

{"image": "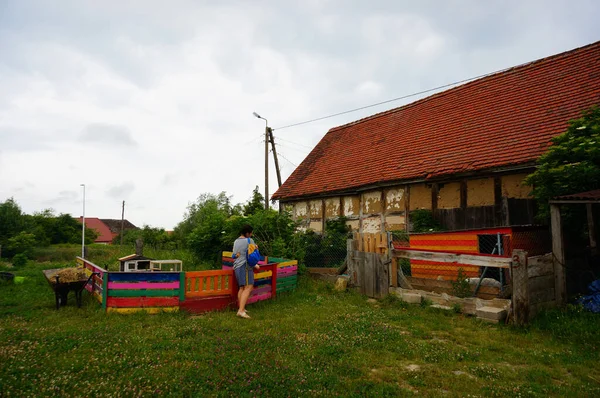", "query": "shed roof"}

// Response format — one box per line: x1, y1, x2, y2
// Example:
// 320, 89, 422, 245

273, 41, 600, 201
551, 189, 600, 203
